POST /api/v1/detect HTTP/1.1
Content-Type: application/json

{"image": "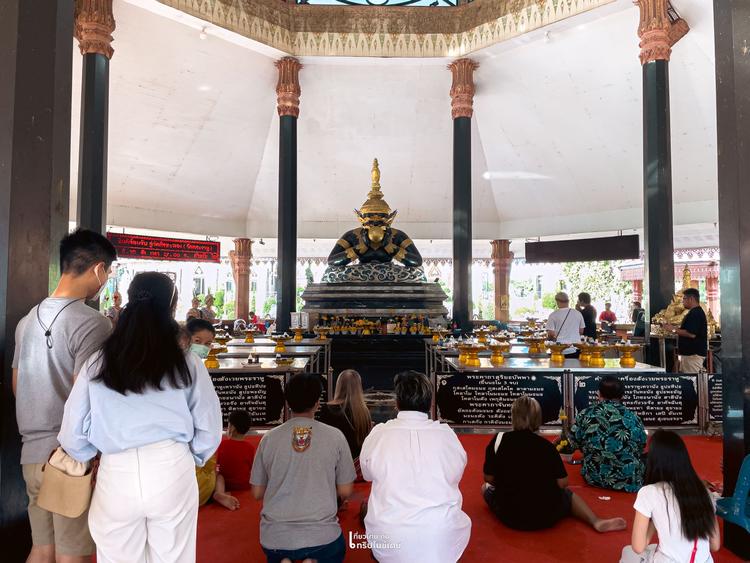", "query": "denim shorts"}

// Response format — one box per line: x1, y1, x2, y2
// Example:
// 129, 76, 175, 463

262, 533, 345, 563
